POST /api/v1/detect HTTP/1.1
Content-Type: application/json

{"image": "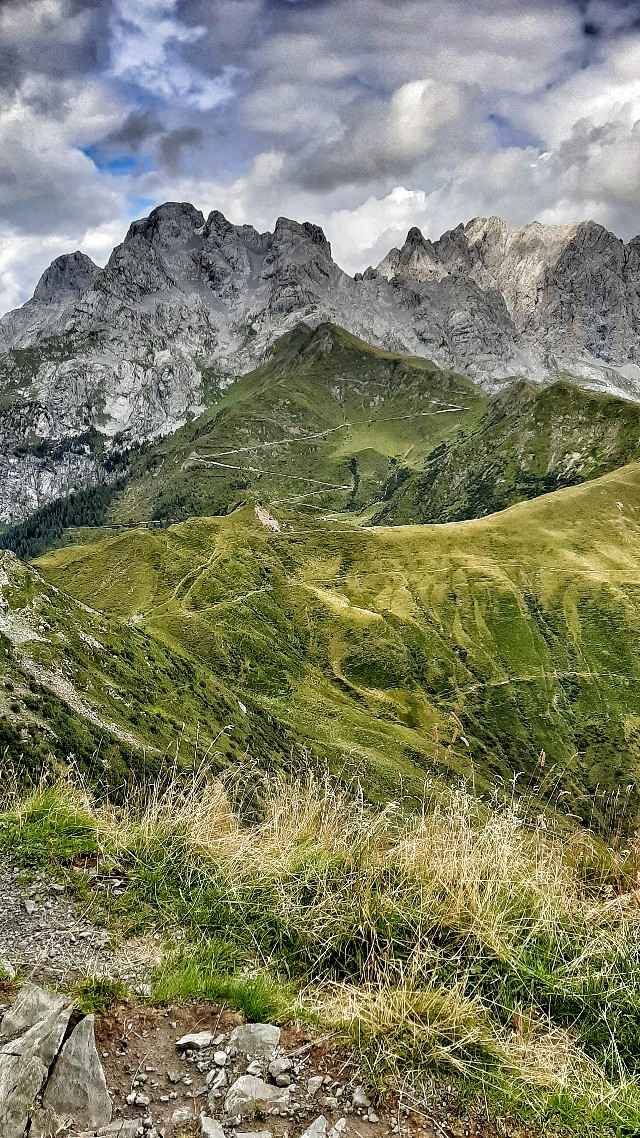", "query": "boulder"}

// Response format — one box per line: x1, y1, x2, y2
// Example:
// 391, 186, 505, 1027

0, 1051, 49, 1138
228, 1023, 281, 1060
224, 1073, 289, 1118
0, 984, 67, 1041
1, 1004, 73, 1067
0, 1000, 74, 1138
41, 1014, 111, 1131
